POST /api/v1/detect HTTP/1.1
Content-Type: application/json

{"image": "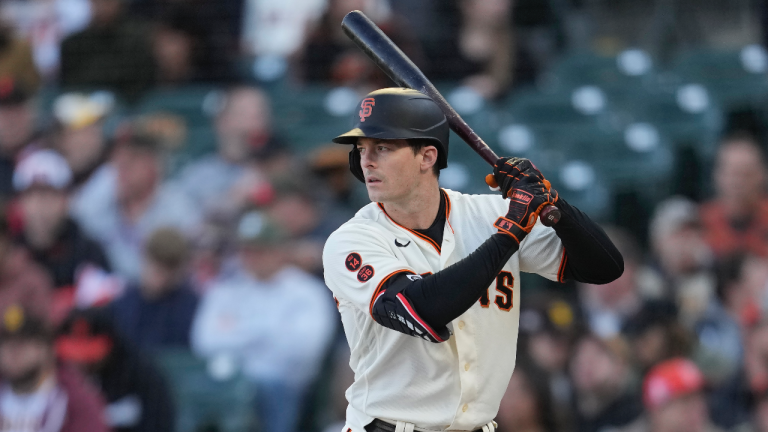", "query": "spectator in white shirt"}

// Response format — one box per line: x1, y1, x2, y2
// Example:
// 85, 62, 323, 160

191, 211, 336, 432
72, 124, 201, 282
